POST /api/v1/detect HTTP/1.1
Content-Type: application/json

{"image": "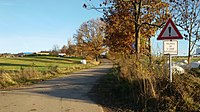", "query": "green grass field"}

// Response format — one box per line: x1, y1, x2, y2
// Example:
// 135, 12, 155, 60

0, 56, 84, 71
160, 56, 200, 63
0, 56, 94, 88
172, 56, 200, 62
